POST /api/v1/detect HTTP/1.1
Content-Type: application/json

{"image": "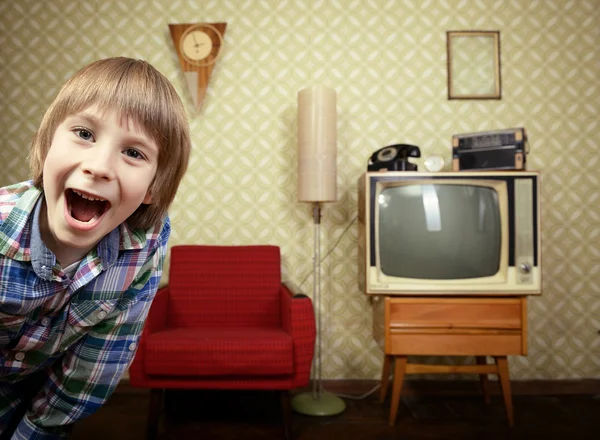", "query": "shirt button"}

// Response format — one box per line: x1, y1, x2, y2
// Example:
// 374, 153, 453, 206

15, 352, 25, 361
129, 343, 137, 351
97, 311, 107, 320
41, 317, 51, 326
